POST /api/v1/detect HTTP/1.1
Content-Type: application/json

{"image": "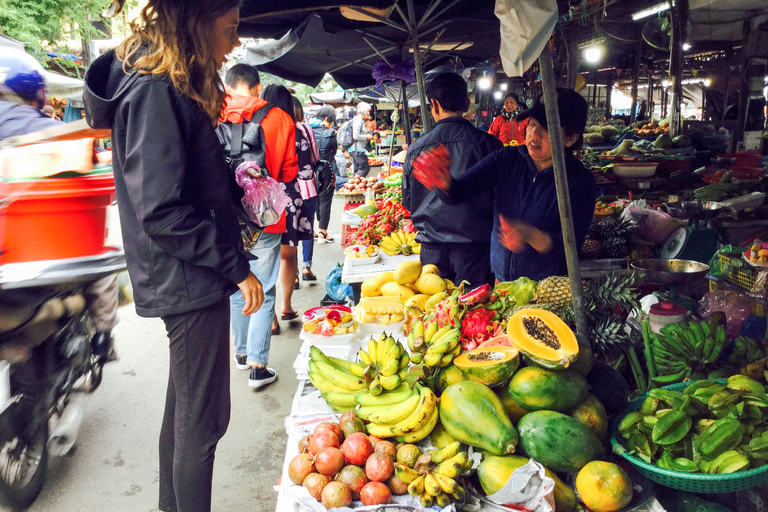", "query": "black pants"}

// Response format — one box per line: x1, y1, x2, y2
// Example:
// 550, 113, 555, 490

316, 162, 335, 231
420, 242, 492, 291
159, 299, 231, 512
351, 151, 370, 177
